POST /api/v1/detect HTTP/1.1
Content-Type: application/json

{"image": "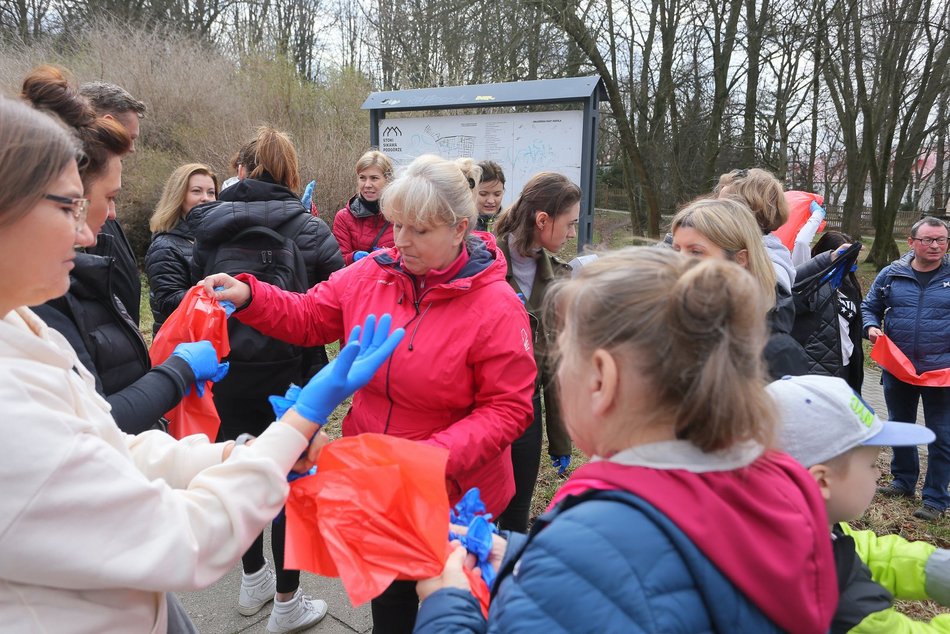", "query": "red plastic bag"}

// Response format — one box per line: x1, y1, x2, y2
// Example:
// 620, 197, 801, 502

286, 434, 488, 614
149, 286, 230, 439
774, 191, 825, 251
871, 335, 950, 387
